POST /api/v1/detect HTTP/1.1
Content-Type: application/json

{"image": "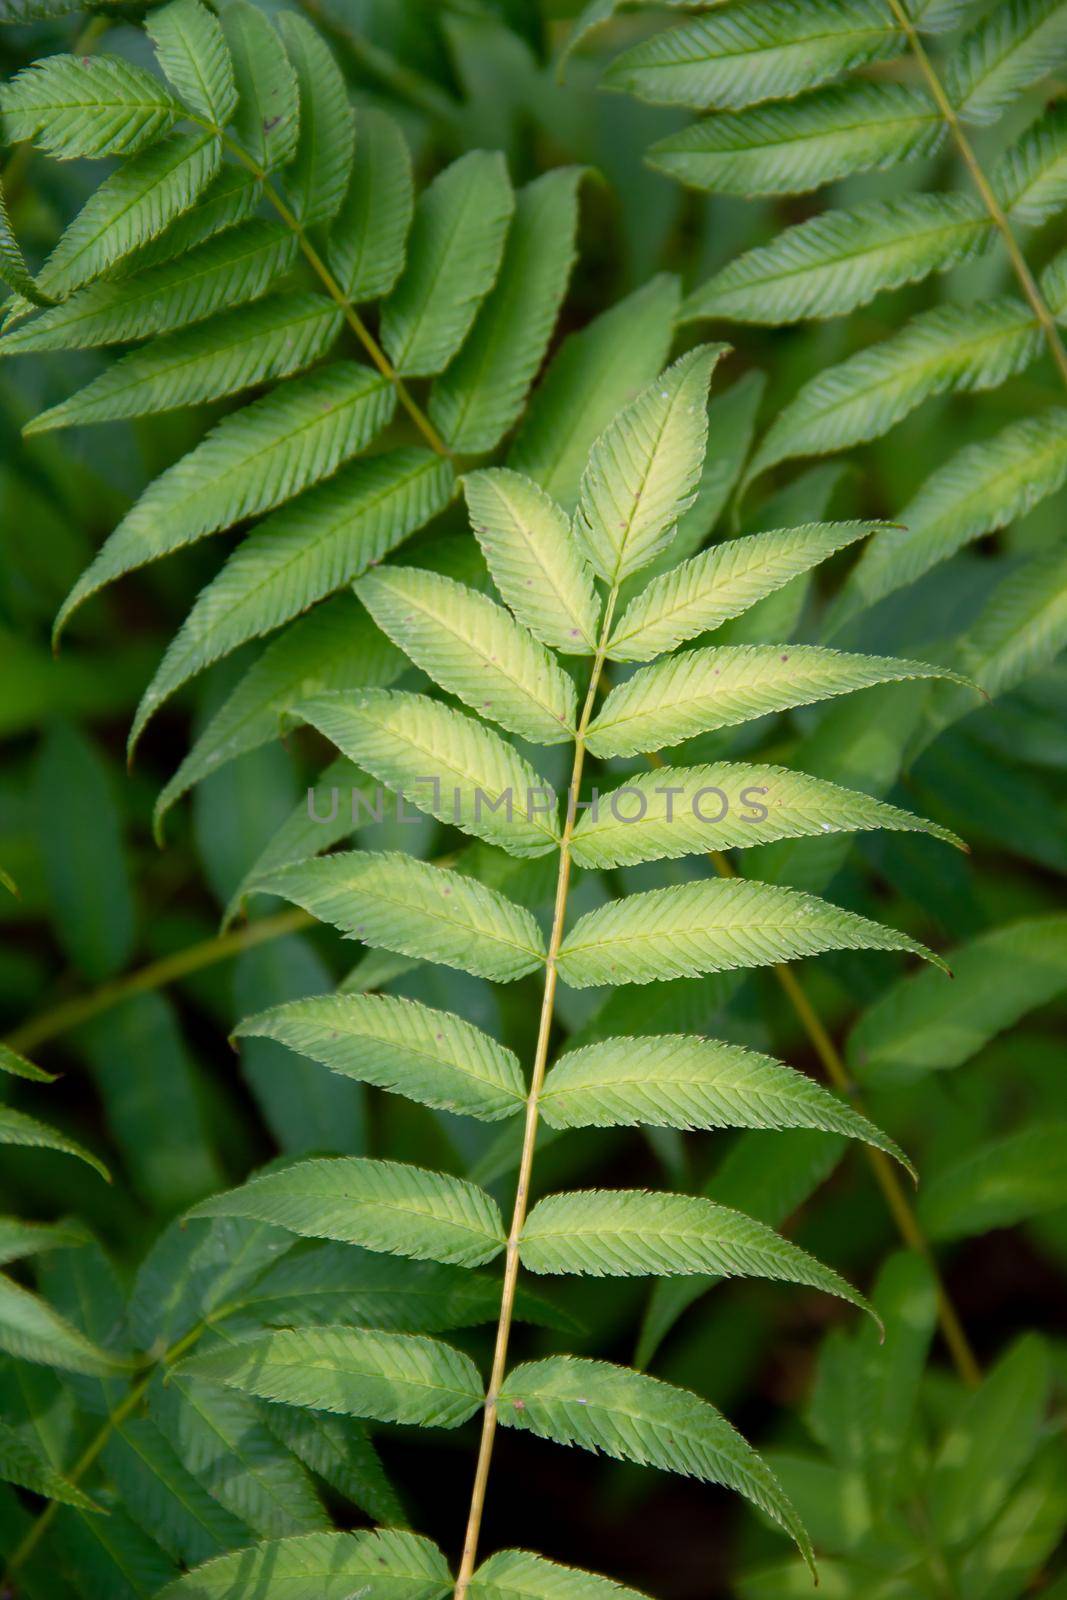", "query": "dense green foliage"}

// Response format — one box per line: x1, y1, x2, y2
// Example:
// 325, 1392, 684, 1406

1, 2, 1066, 1598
